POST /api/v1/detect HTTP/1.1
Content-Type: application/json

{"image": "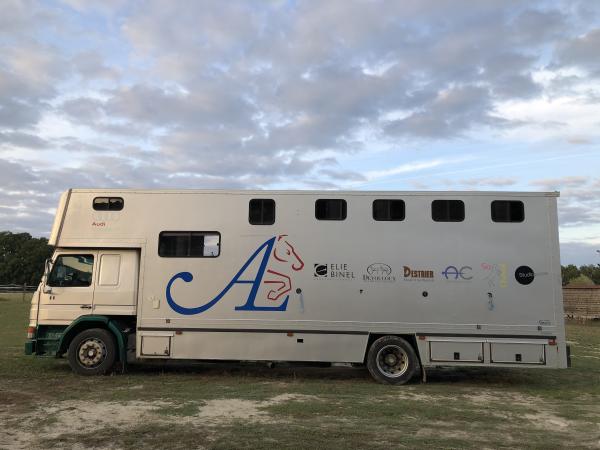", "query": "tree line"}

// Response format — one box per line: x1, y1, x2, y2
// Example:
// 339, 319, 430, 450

0, 230, 598, 287
561, 264, 600, 286
0, 232, 53, 286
